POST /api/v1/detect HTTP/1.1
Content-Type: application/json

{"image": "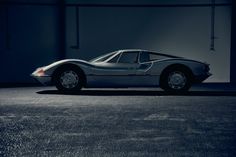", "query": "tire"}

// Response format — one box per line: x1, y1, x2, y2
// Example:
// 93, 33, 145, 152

53, 66, 84, 91
160, 66, 192, 92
